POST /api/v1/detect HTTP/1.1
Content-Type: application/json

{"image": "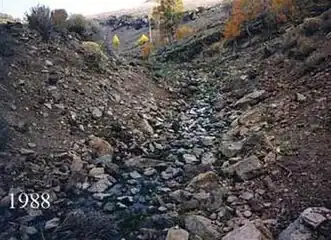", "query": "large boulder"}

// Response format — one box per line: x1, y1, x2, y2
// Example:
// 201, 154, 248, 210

223, 155, 263, 180
279, 207, 331, 240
